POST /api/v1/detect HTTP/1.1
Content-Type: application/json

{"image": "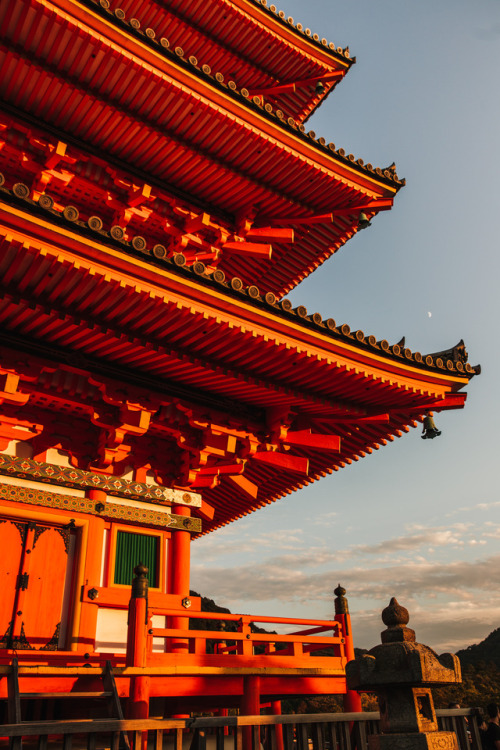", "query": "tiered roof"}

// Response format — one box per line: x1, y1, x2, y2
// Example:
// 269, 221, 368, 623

0, 180, 479, 532
100, 0, 354, 122
0, 0, 402, 297
0, 0, 479, 532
